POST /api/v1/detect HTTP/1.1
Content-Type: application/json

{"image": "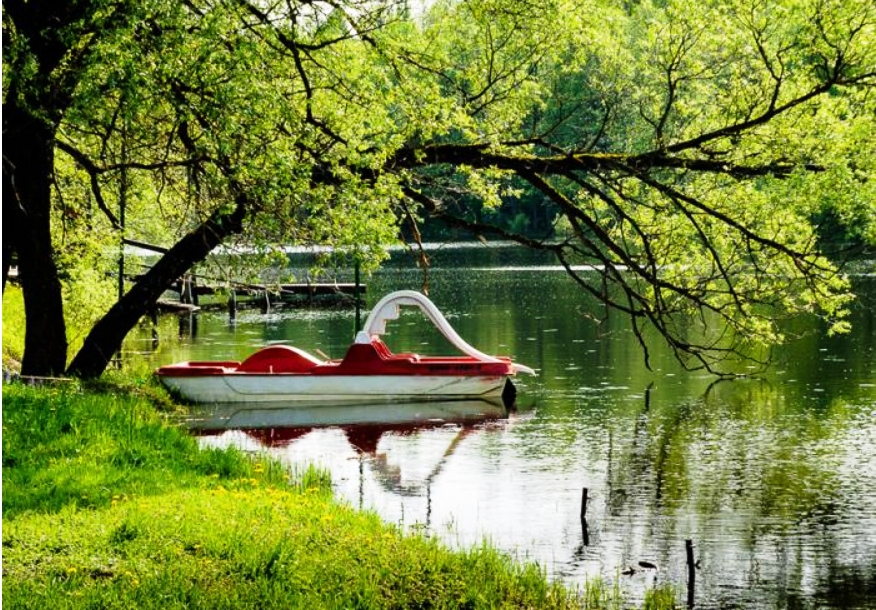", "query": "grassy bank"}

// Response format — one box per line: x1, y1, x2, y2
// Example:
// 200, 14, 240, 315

2, 285, 25, 371
3, 383, 664, 609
